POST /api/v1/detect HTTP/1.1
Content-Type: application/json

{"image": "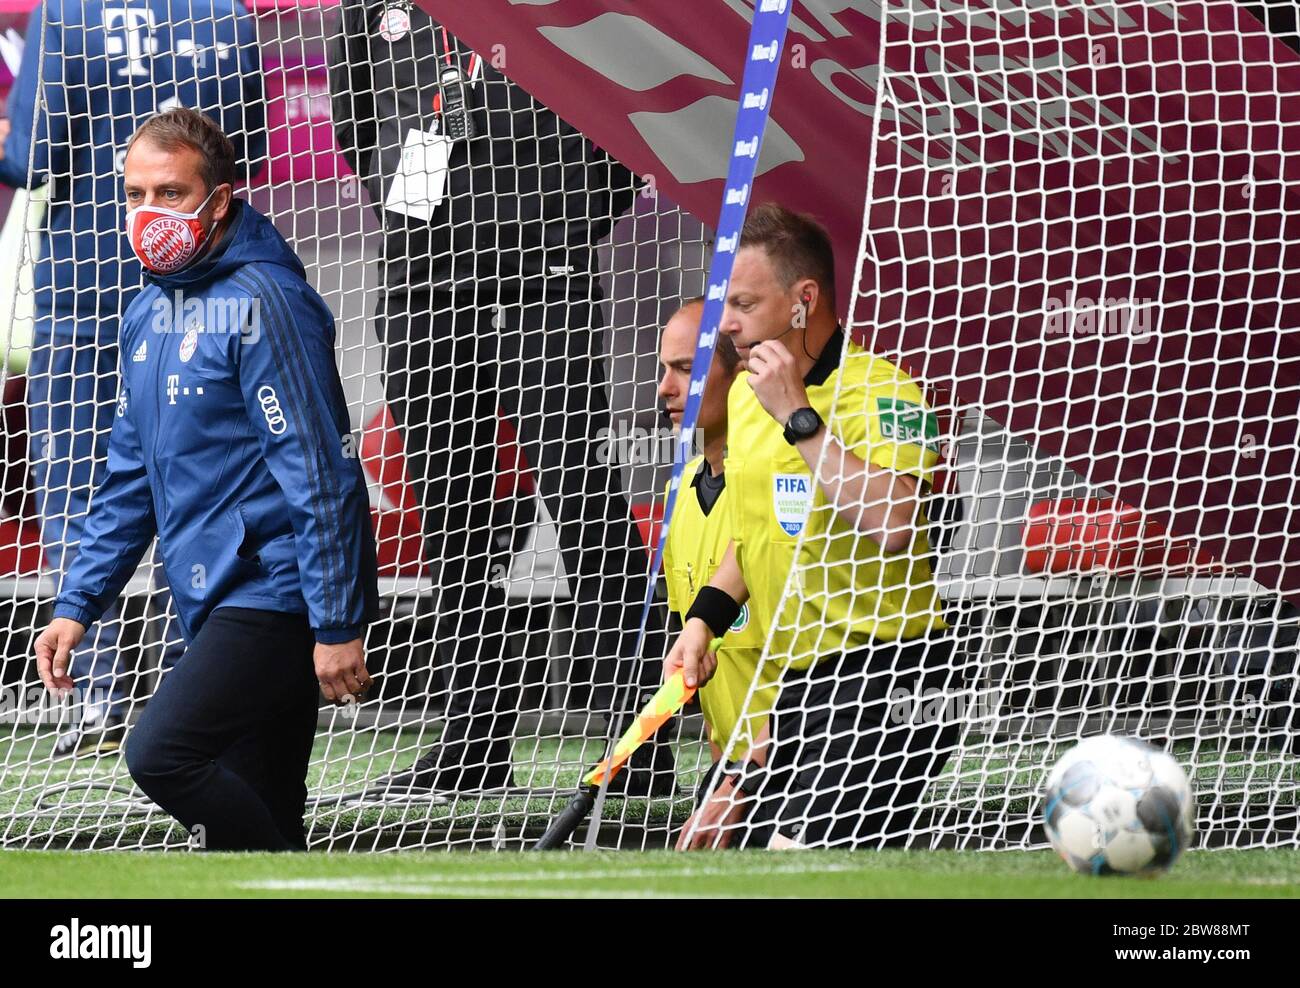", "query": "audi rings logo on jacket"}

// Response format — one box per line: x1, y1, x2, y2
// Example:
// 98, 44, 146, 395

257, 385, 287, 435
